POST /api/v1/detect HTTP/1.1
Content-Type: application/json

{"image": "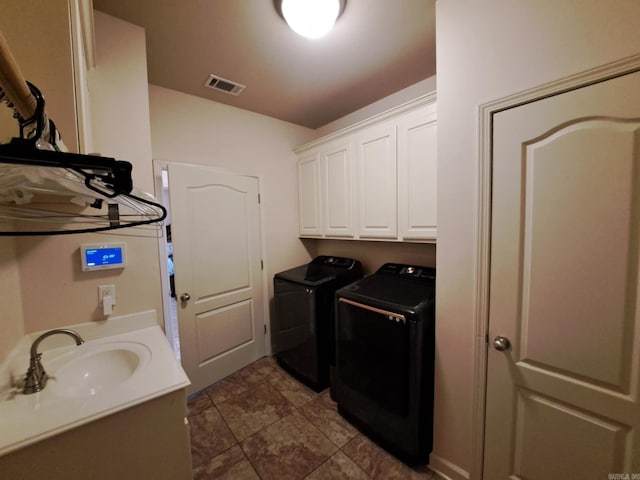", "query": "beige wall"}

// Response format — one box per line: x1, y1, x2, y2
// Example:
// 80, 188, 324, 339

0, 0, 79, 349
0, 238, 23, 363
314, 75, 437, 138
313, 239, 435, 276
0, 8, 163, 337
20, 11, 162, 333
148, 85, 317, 304
434, 1, 640, 478
17, 231, 162, 332
89, 11, 155, 192
0, 0, 78, 151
